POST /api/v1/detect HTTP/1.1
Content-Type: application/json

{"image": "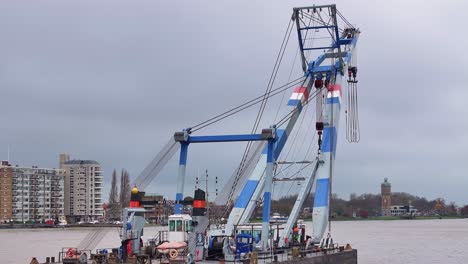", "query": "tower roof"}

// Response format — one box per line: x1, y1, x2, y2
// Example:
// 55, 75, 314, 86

381, 177, 391, 187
